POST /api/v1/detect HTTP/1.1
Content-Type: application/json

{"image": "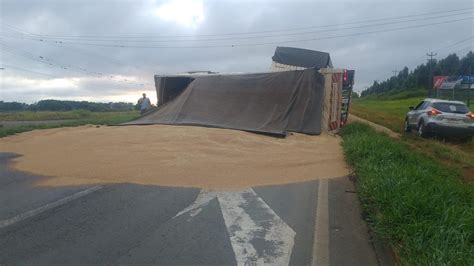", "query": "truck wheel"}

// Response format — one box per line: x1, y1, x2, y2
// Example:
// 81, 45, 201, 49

404, 118, 411, 132
417, 122, 426, 138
